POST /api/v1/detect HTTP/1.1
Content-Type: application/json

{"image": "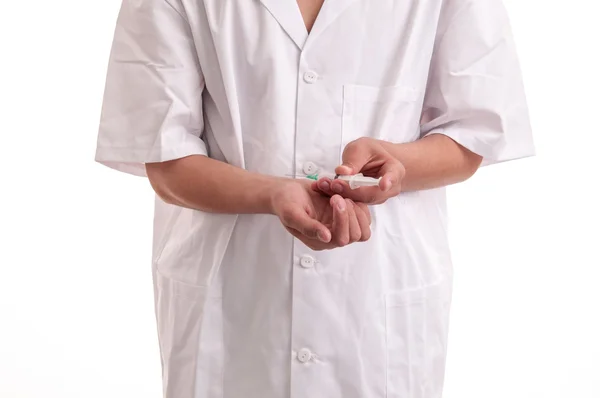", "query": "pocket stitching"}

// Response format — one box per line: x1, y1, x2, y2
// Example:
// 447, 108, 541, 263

385, 282, 448, 308
153, 206, 183, 266
156, 269, 210, 300
344, 84, 419, 103
385, 282, 450, 397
